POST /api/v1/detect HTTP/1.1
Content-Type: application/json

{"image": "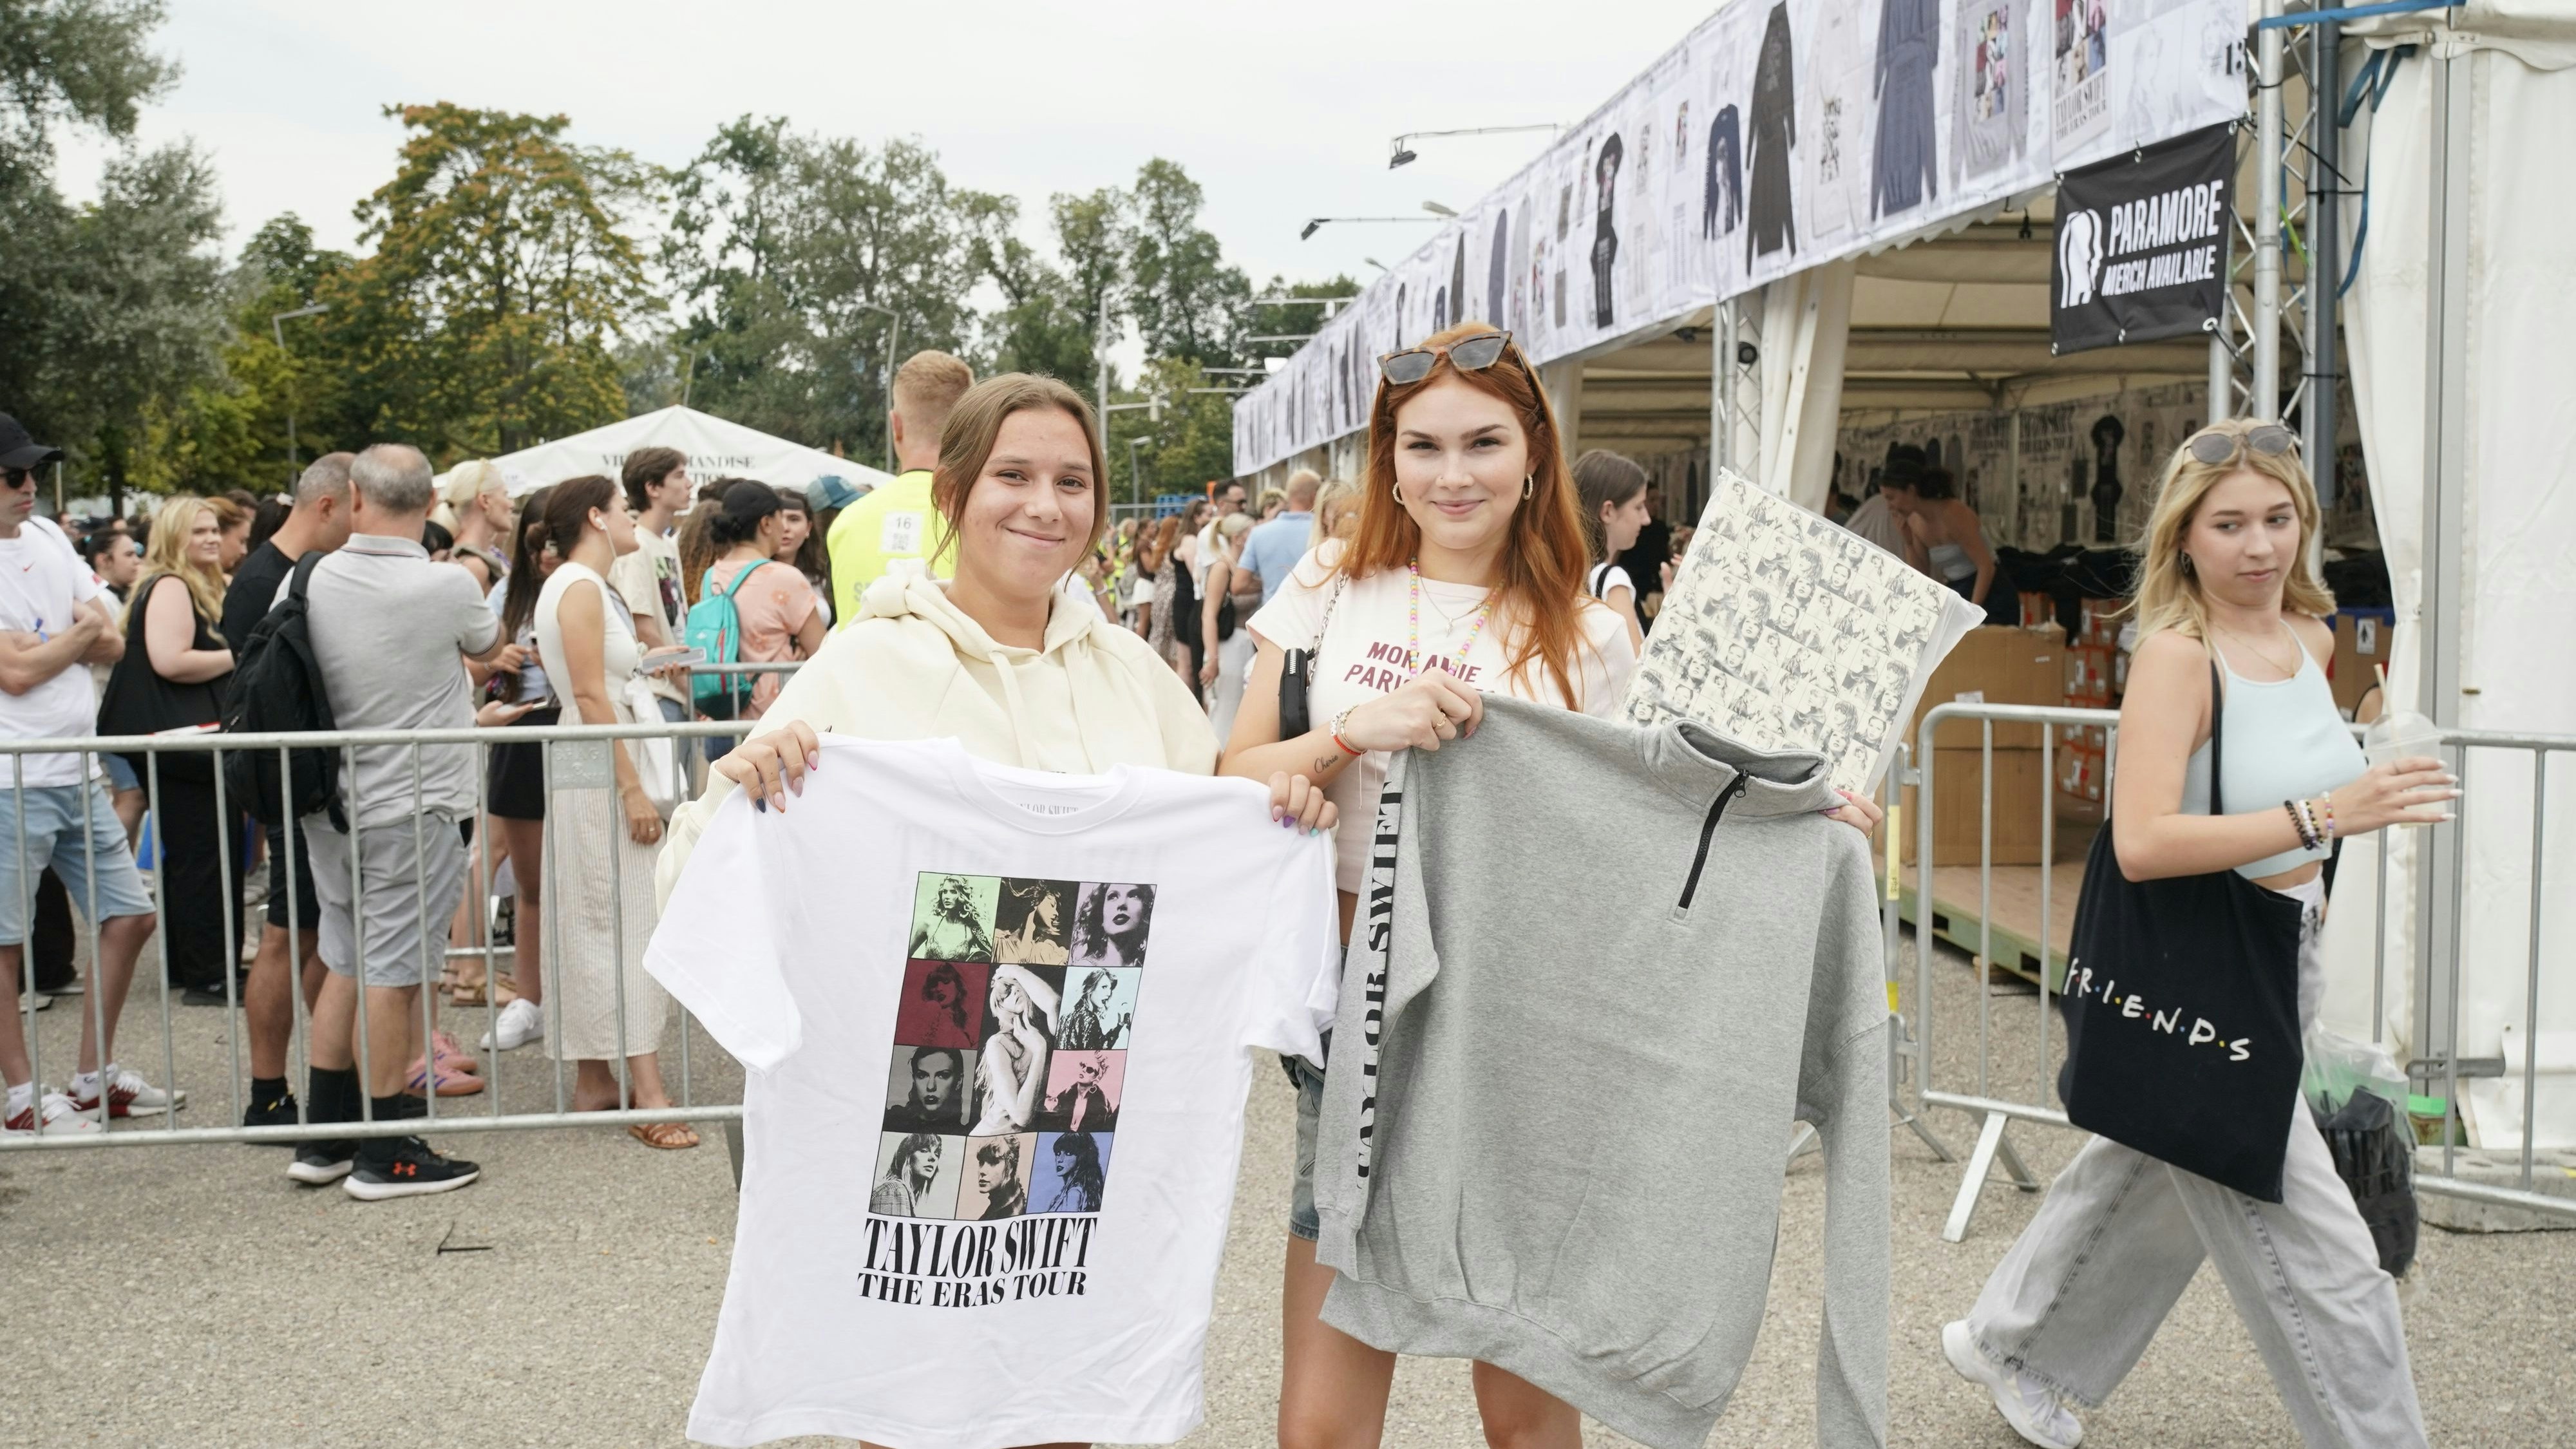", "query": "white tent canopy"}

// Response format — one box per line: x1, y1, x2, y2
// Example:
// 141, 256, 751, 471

446, 406, 894, 500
